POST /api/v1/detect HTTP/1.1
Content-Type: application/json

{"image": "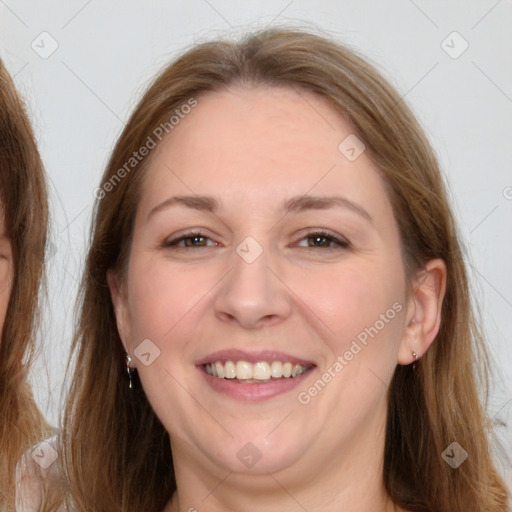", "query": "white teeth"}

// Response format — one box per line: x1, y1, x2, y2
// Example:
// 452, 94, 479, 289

224, 360, 236, 379
215, 362, 224, 379
236, 361, 252, 380
283, 362, 293, 378
204, 360, 307, 380
270, 361, 283, 378
253, 362, 271, 380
